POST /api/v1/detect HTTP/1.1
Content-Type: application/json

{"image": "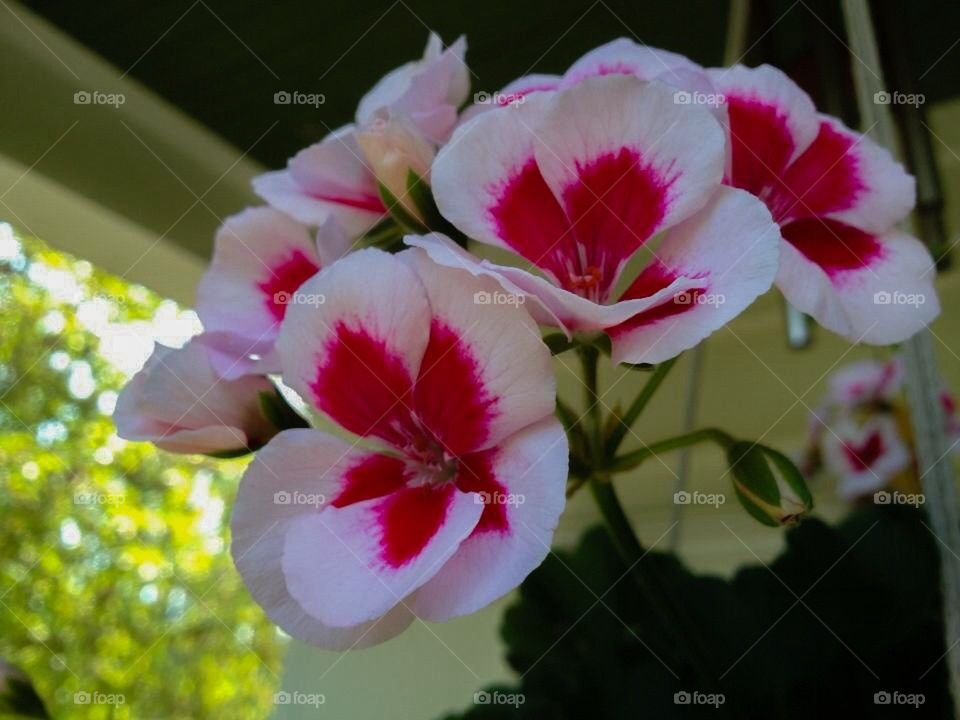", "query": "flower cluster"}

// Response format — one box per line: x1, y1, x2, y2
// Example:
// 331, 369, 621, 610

115, 35, 939, 649
802, 356, 958, 501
